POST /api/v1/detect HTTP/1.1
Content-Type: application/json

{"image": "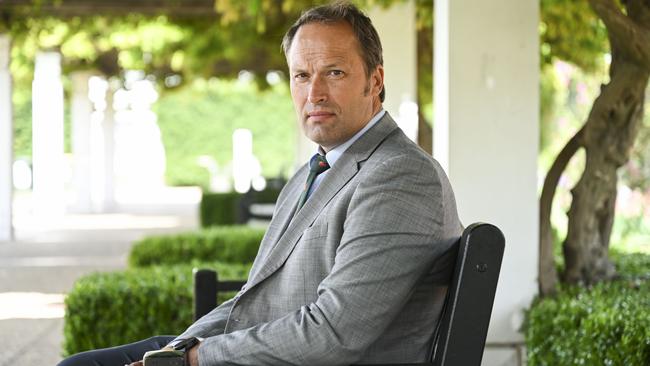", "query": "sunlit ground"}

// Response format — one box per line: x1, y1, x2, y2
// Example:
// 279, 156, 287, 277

0, 293, 65, 320
13, 213, 185, 231
1, 186, 201, 322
